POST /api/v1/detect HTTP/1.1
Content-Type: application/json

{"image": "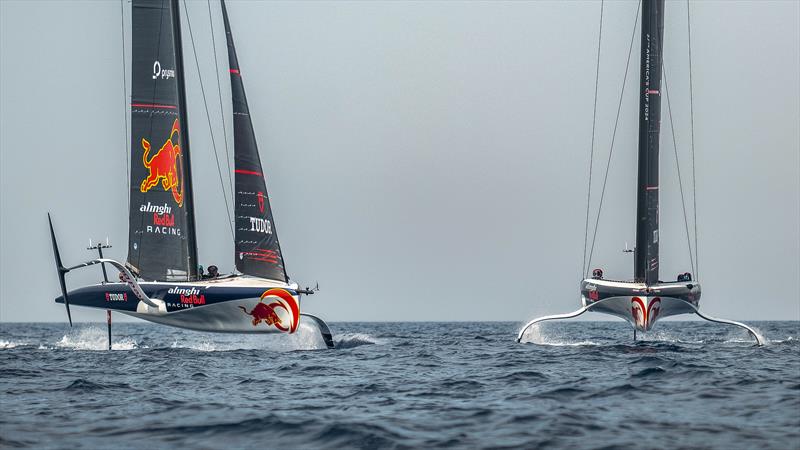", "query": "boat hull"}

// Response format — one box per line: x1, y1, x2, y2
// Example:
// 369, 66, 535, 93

581, 278, 701, 331
55, 277, 304, 335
